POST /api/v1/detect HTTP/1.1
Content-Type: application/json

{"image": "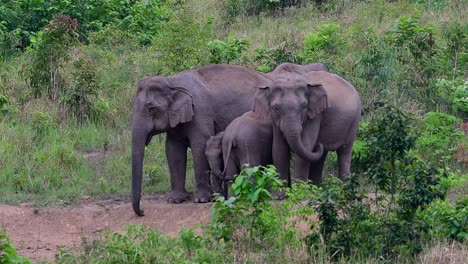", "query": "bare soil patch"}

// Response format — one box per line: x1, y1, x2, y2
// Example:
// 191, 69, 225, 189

0, 195, 212, 263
